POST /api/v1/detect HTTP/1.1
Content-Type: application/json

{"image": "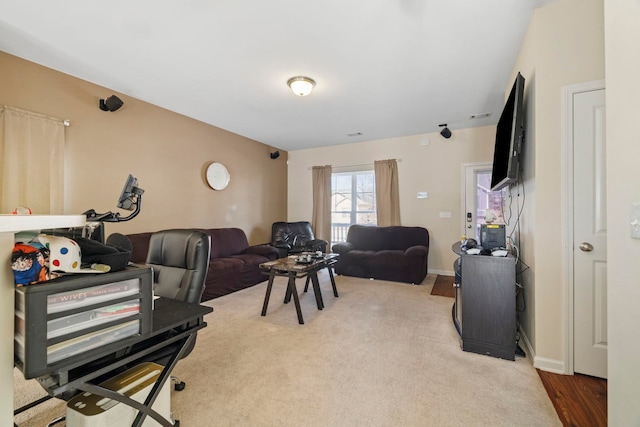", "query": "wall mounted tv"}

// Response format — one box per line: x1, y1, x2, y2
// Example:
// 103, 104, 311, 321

490, 72, 525, 192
